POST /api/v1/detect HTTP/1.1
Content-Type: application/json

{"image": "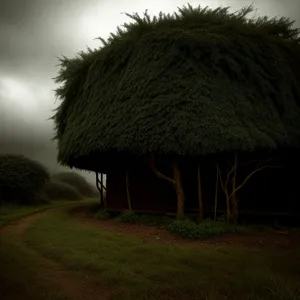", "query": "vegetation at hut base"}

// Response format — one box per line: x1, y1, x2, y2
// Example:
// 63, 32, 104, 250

52, 4, 300, 223
90, 208, 248, 238
167, 218, 248, 239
